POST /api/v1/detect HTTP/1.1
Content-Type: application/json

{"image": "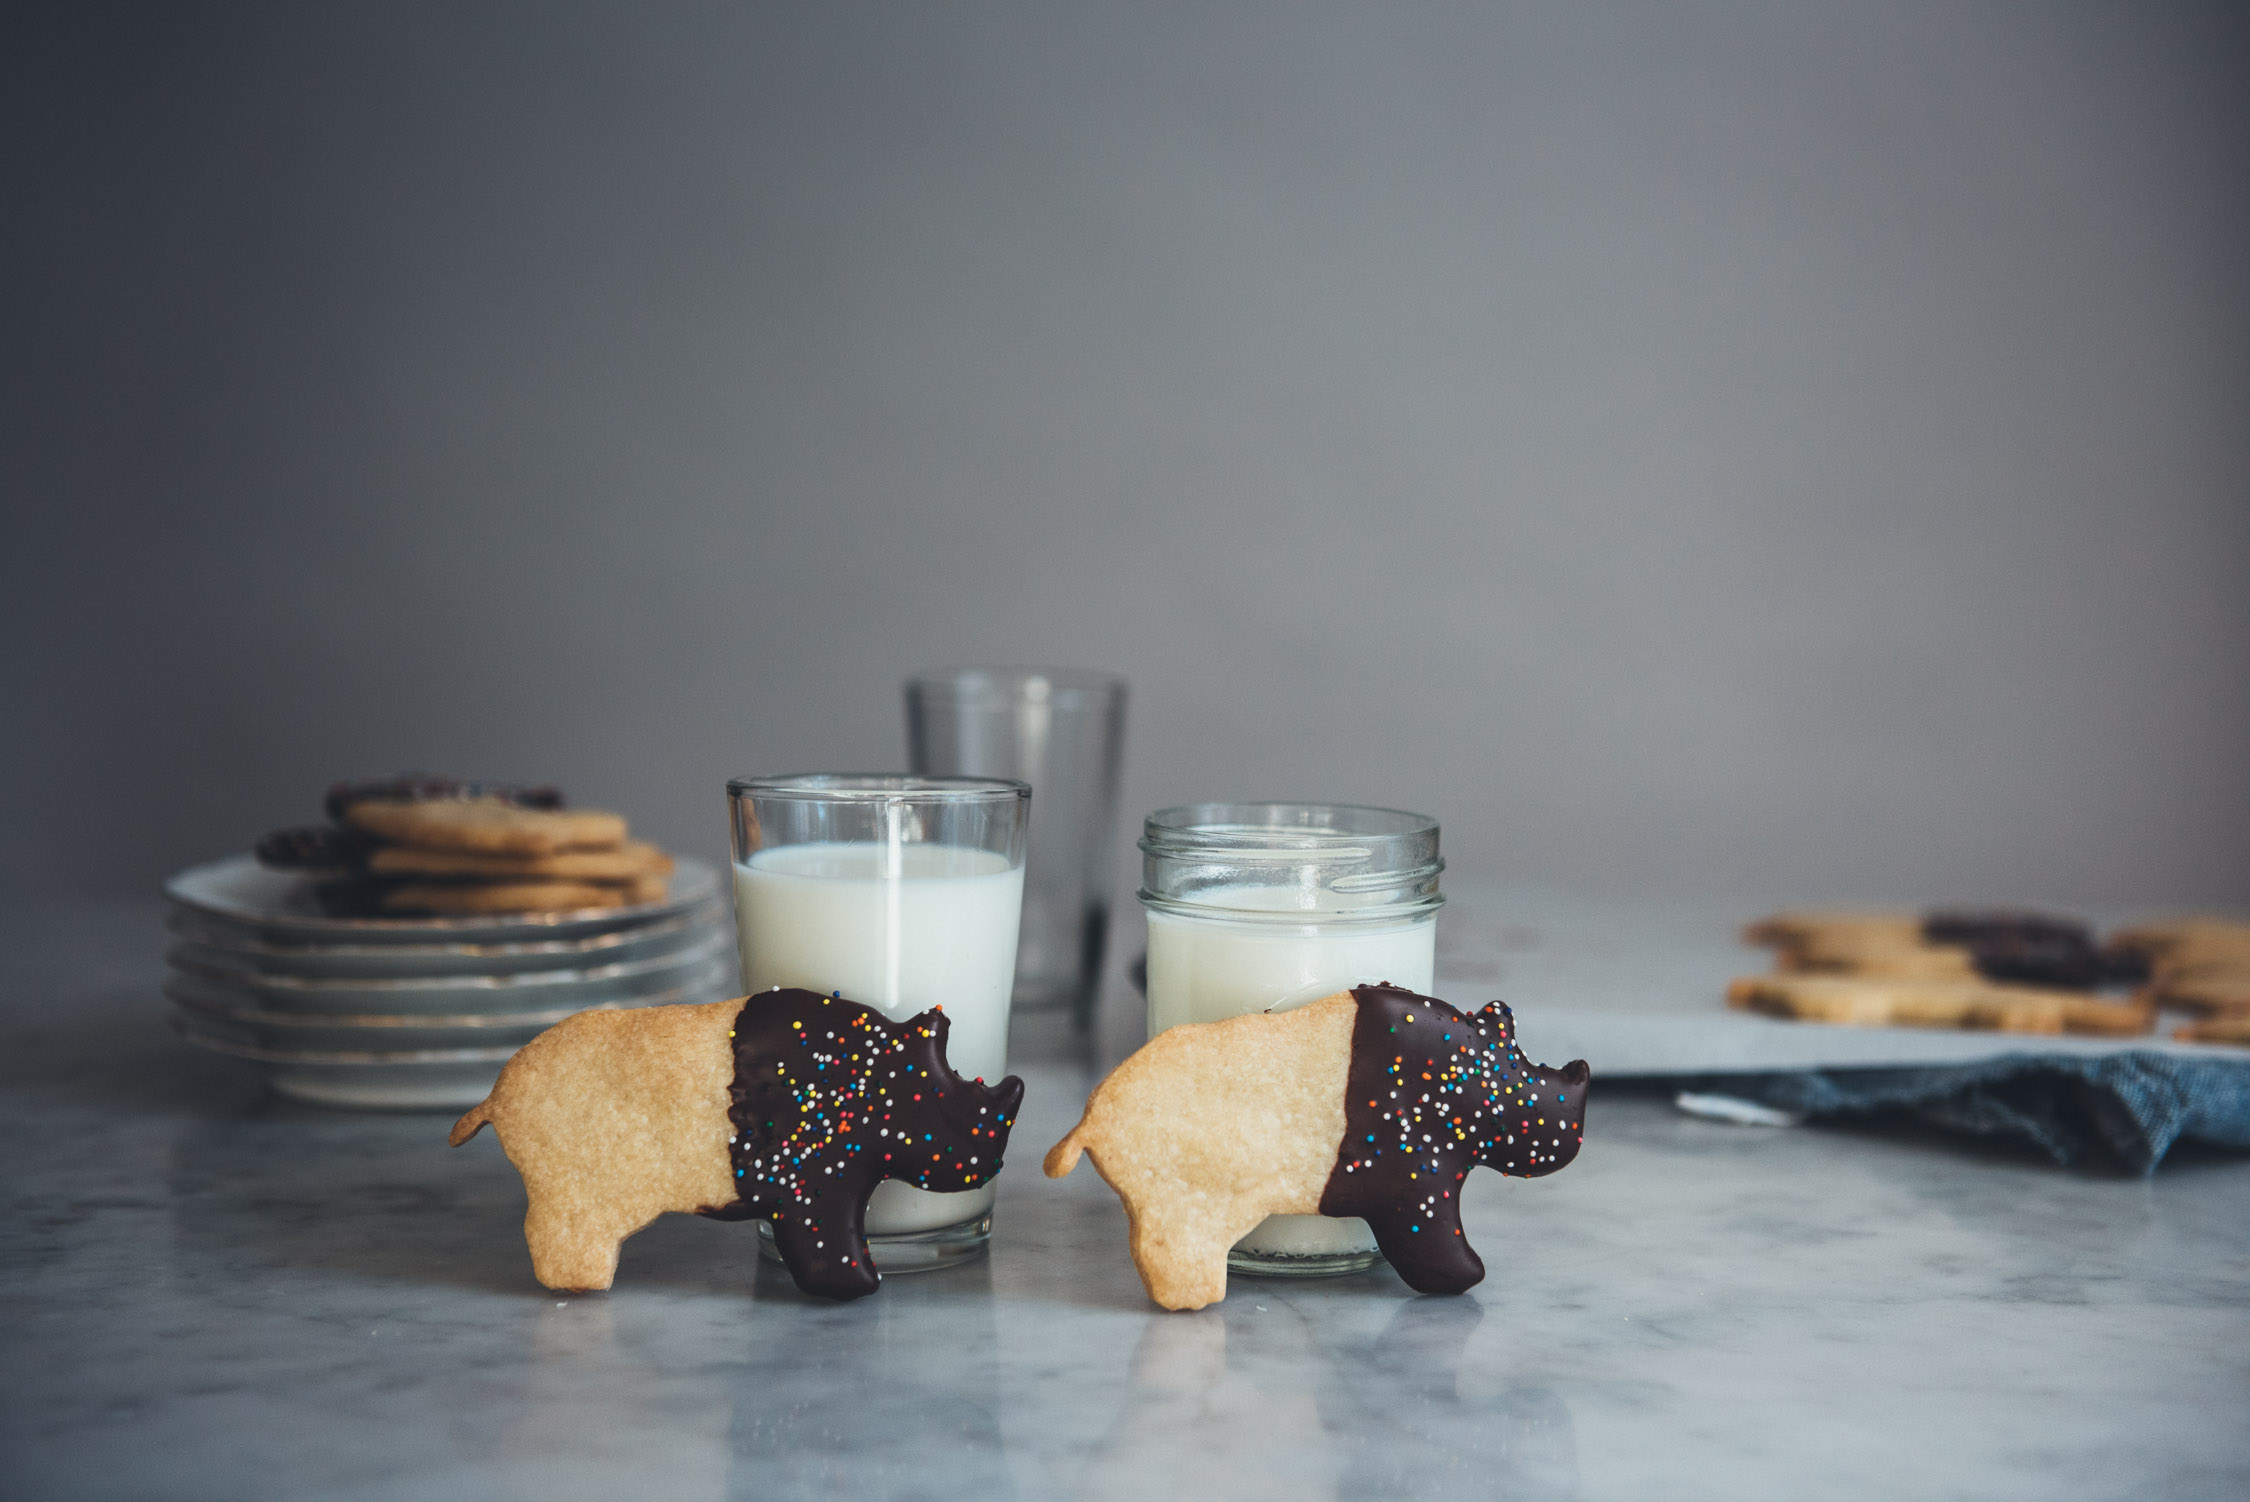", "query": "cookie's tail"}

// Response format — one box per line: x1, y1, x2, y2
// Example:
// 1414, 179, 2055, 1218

448, 1099, 495, 1147
1042, 1120, 1090, 1178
